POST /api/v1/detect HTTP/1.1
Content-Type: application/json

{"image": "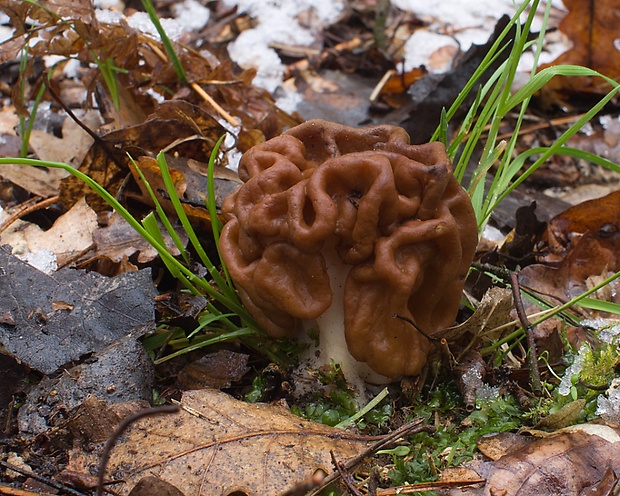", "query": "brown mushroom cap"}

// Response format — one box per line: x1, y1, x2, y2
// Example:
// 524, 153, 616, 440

219, 120, 478, 378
